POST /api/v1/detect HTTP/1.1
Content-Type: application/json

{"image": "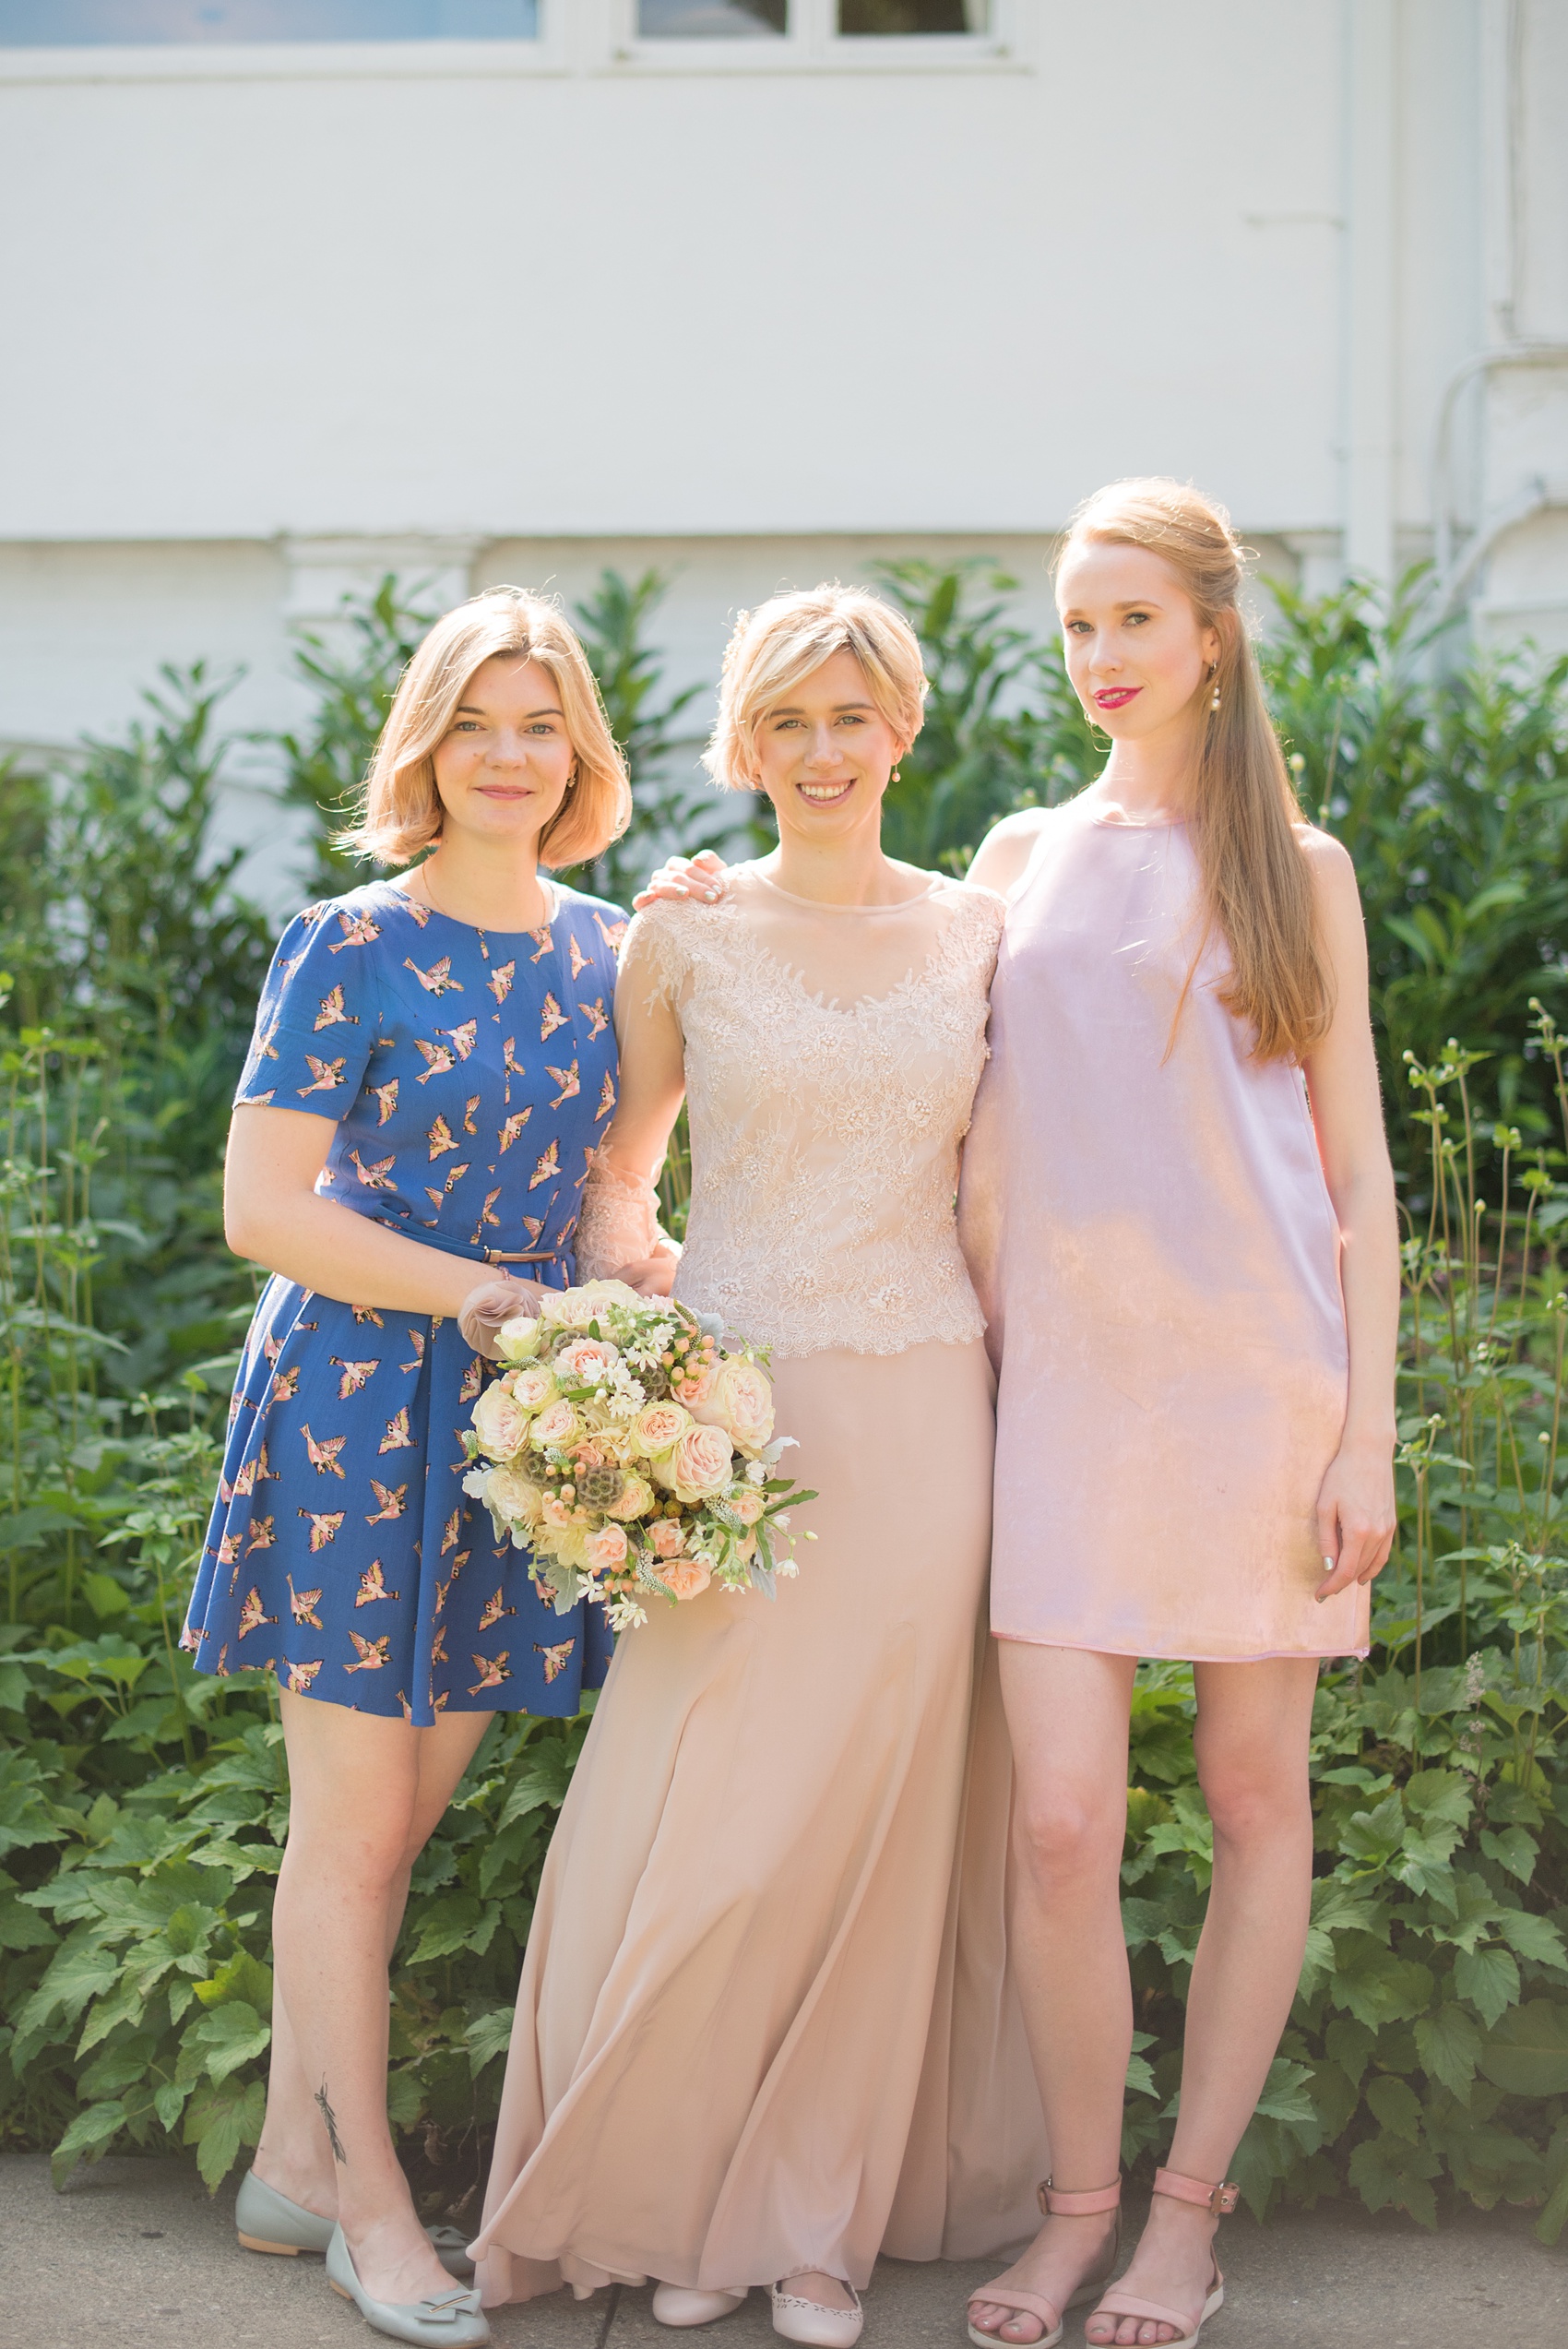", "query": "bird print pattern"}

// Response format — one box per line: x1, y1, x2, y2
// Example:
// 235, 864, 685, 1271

182, 878, 624, 1723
